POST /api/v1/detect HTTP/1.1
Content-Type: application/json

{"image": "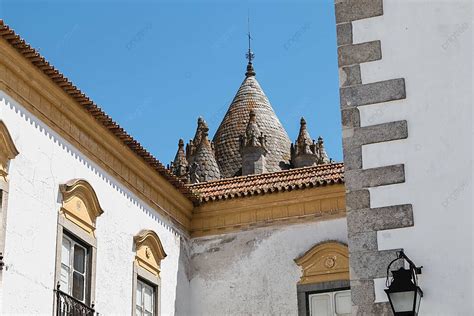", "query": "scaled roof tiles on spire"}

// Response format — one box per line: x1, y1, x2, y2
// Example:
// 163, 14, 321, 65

189, 163, 344, 203
0, 20, 198, 203
213, 67, 292, 178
